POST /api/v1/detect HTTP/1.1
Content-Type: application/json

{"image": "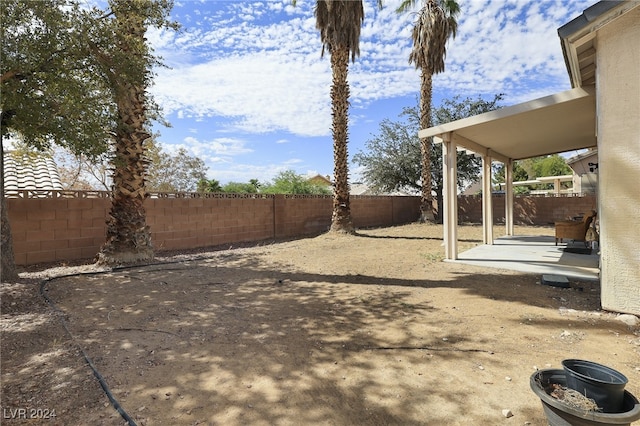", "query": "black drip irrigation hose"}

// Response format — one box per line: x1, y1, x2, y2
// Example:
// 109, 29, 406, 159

37, 257, 215, 424
39, 271, 138, 426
